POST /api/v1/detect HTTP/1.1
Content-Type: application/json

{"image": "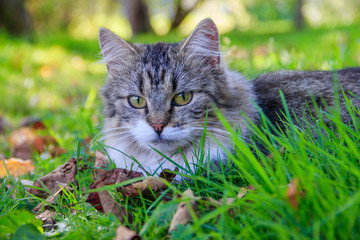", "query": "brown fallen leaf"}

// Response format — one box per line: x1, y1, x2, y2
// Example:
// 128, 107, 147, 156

28, 157, 77, 198
159, 168, 179, 183
168, 189, 198, 233
35, 209, 56, 231
87, 151, 135, 221
20, 117, 47, 130
8, 127, 36, 148
97, 182, 124, 222
8, 126, 65, 159
223, 187, 248, 205
94, 150, 109, 167
286, 179, 300, 209
48, 145, 67, 157
115, 226, 141, 240
86, 192, 104, 212
33, 185, 67, 212
88, 151, 171, 220
121, 177, 167, 197
0, 158, 36, 178
8, 127, 36, 159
